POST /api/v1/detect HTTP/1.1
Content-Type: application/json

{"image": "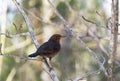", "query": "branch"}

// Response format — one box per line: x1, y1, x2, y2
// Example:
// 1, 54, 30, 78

107, 0, 119, 81
47, 0, 108, 76
110, 0, 118, 65
82, 16, 120, 35
12, 0, 59, 81
28, 11, 60, 28
0, 32, 30, 38
0, 43, 36, 61
12, 0, 39, 48
82, 16, 110, 30
0, 53, 39, 61
68, 69, 100, 81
